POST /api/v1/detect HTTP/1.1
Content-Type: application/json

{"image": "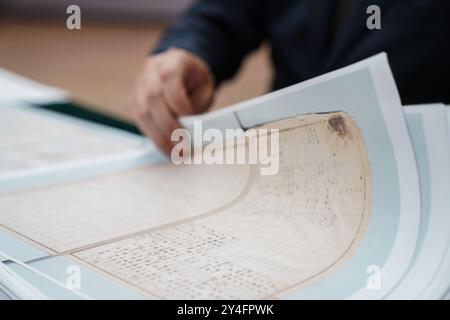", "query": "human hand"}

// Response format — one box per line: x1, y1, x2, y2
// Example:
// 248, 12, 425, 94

132, 48, 215, 154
